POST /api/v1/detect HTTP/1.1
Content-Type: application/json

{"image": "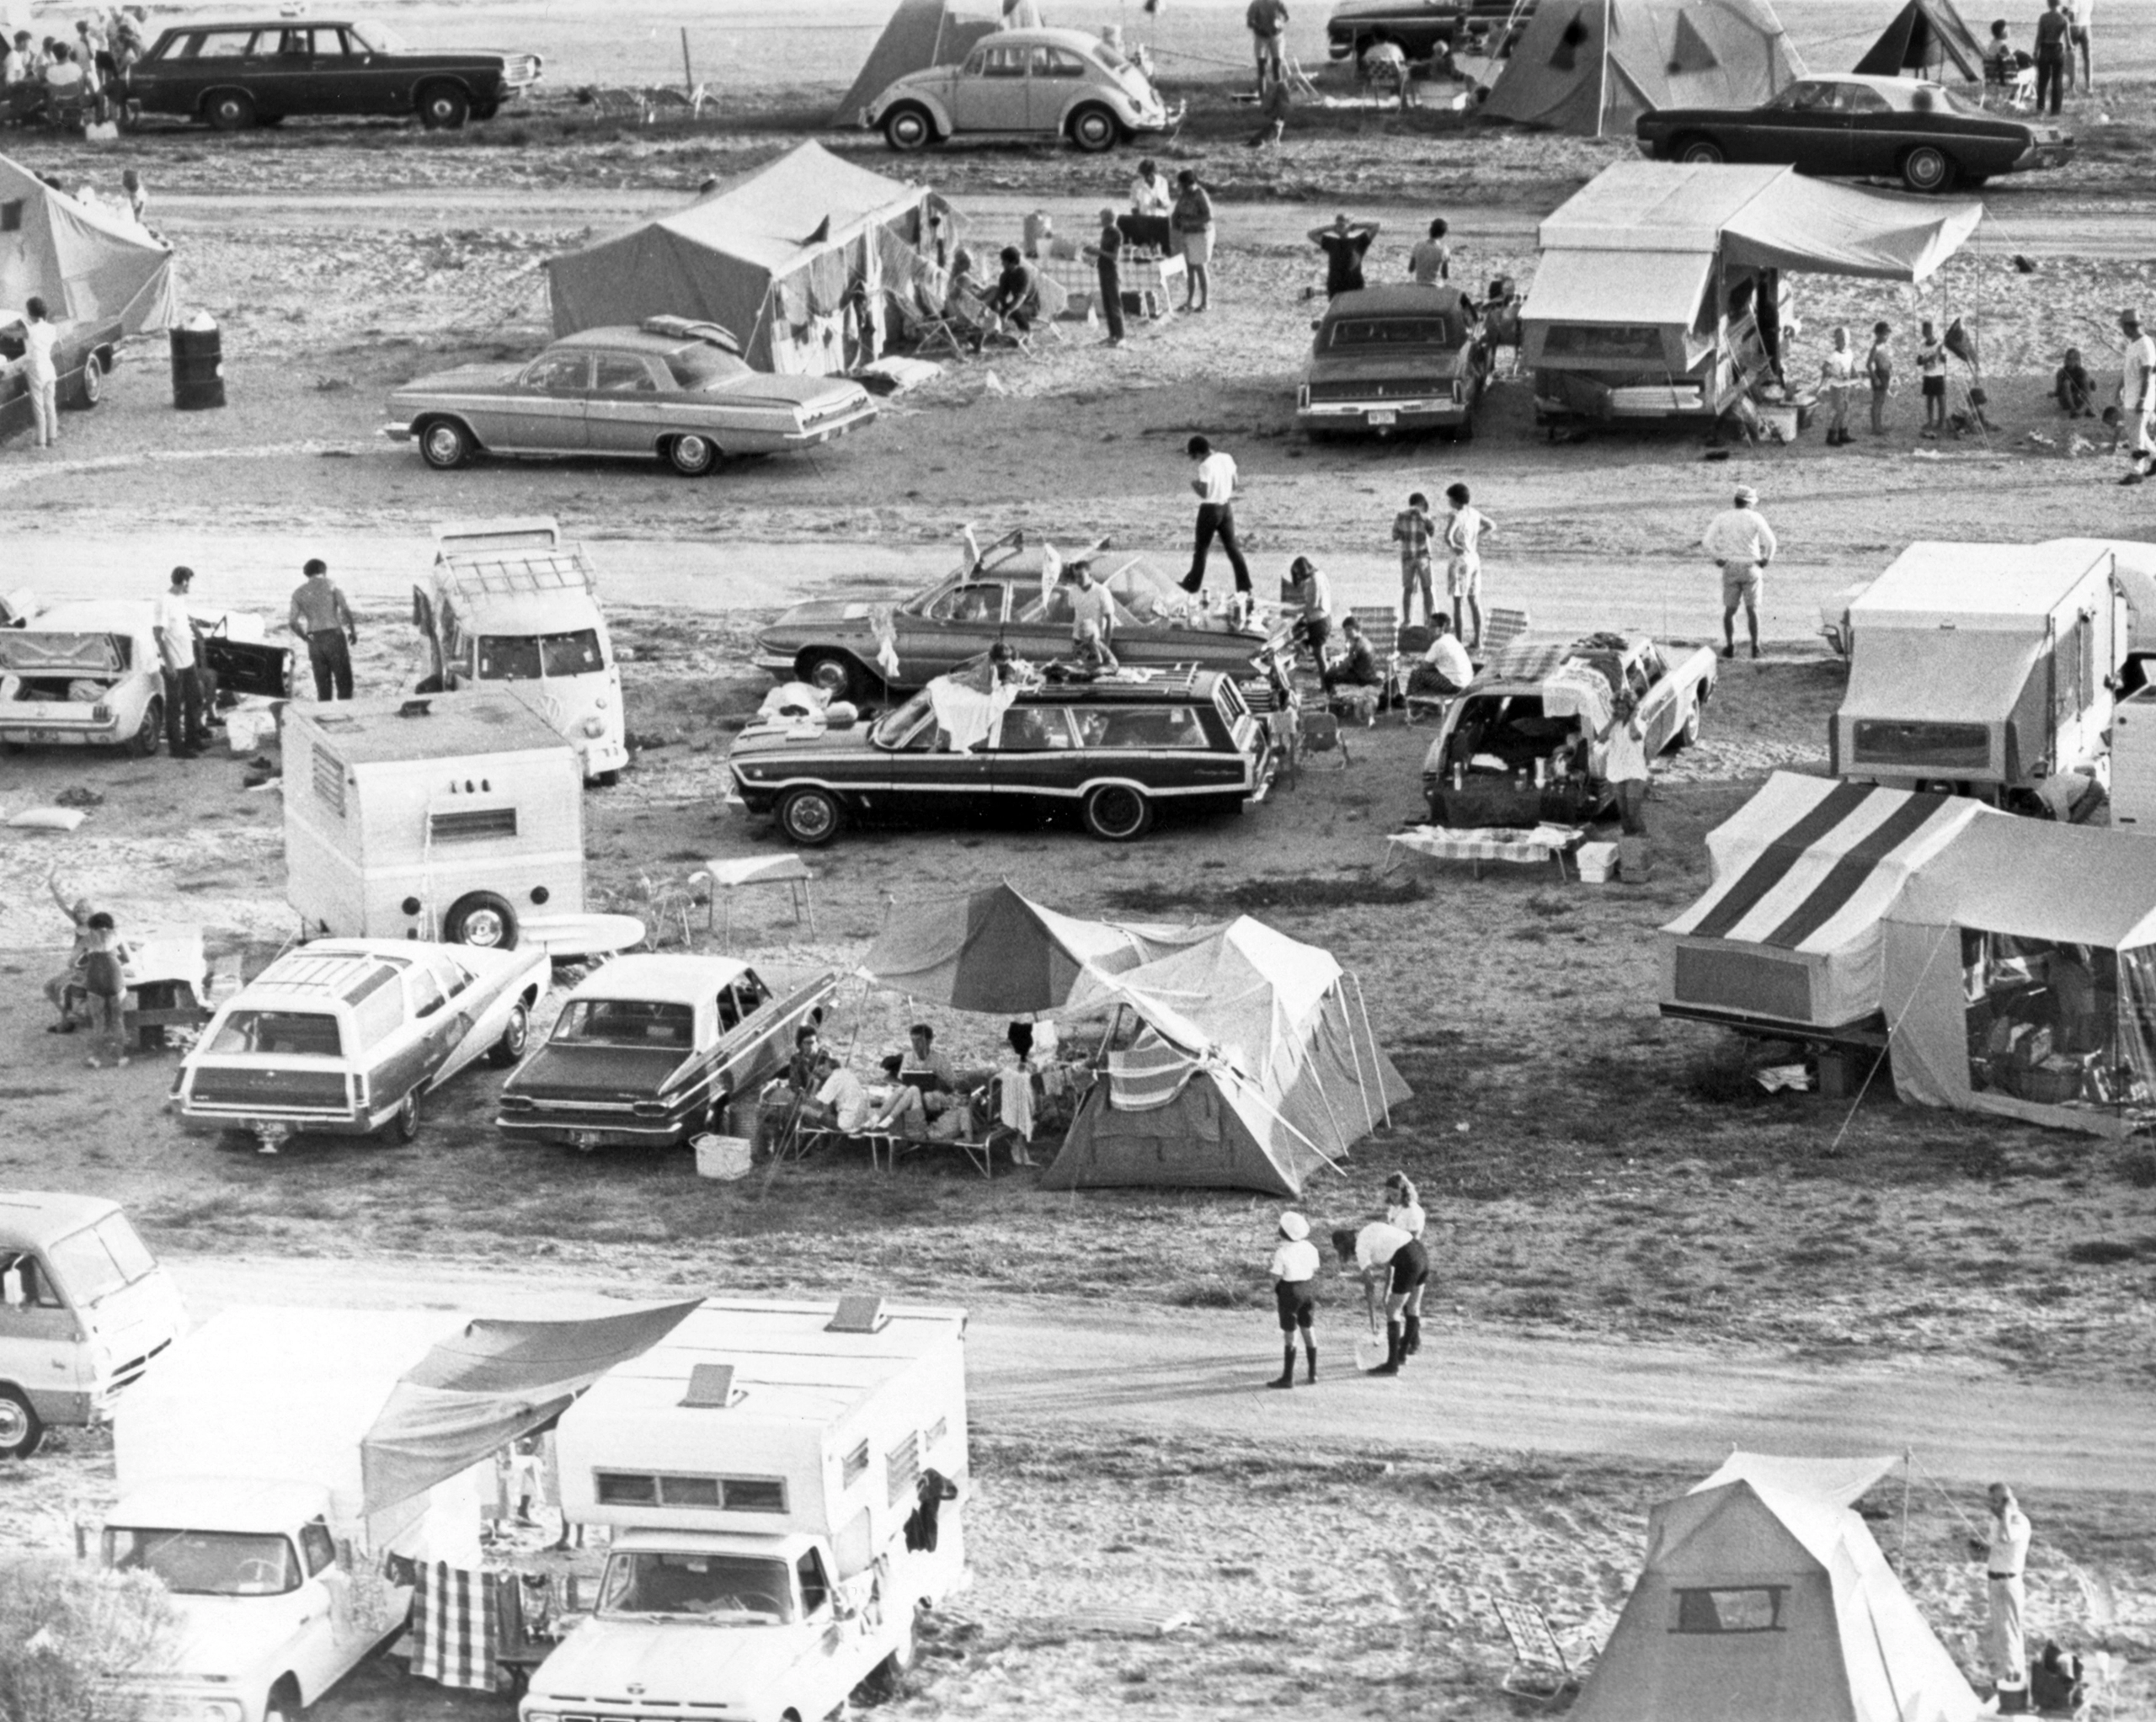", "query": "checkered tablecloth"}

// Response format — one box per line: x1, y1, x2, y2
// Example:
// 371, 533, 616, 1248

1385, 823, 1585, 872
1037, 252, 1186, 314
